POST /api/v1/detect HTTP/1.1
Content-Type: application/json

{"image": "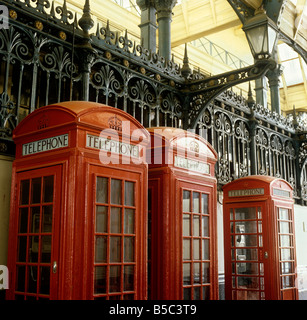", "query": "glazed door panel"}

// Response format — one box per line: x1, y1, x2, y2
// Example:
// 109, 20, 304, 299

89, 166, 144, 300
180, 183, 217, 300
13, 166, 62, 300
224, 203, 267, 300
277, 206, 297, 300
